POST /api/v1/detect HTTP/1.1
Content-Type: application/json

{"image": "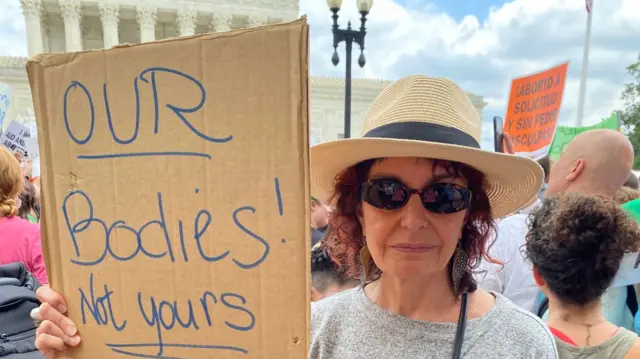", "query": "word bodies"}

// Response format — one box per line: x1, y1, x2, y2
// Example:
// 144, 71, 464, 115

62, 190, 270, 269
